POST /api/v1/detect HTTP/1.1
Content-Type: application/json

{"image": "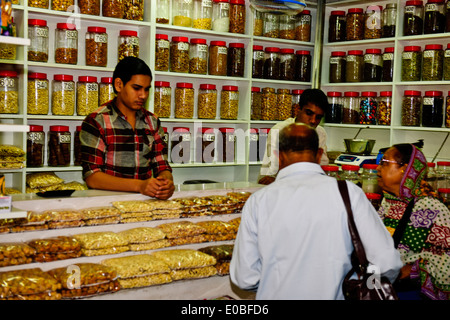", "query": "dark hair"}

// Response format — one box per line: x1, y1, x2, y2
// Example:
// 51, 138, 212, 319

392, 143, 413, 166
299, 88, 328, 113
279, 123, 319, 155
112, 57, 152, 93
